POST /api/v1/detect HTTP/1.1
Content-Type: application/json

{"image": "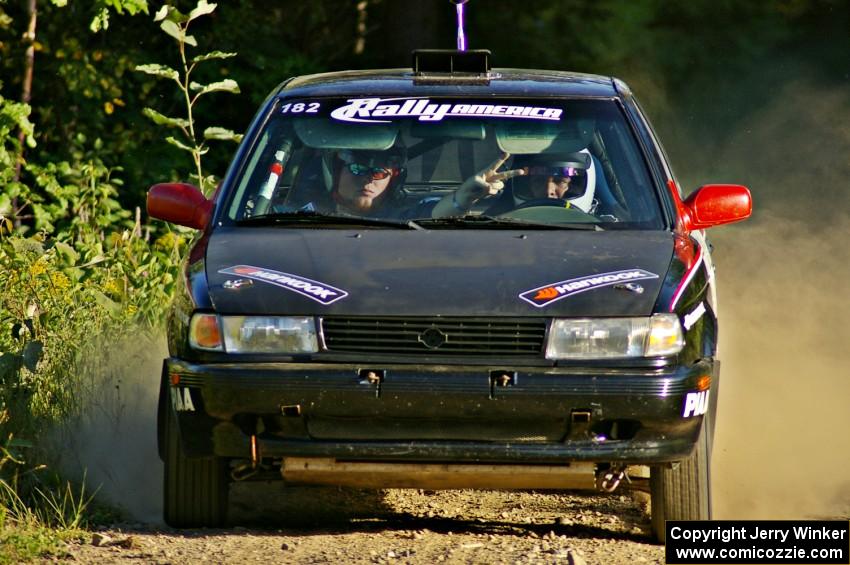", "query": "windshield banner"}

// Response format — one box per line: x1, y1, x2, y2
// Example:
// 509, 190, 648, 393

279, 97, 564, 124
330, 98, 563, 124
